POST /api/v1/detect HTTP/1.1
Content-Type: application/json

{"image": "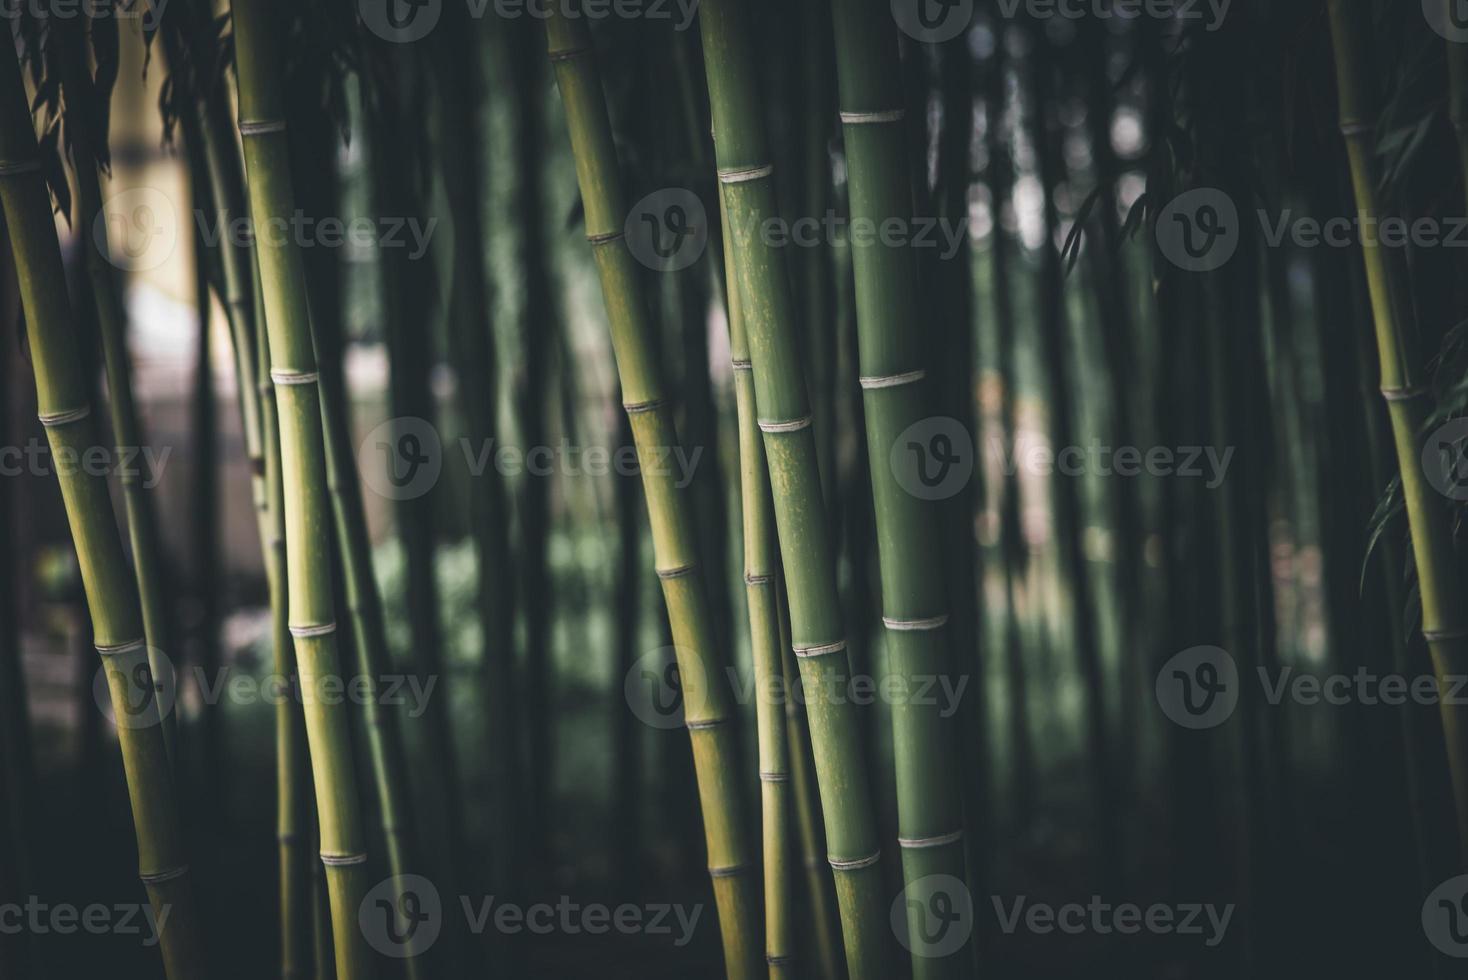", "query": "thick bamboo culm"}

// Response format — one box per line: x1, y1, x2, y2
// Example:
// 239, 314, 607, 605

827, 0, 970, 975
542, 9, 762, 978
230, 0, 376, 974
0, 33, 206, 980
699, 0, 891, 974
1328, 0, 1468, 866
